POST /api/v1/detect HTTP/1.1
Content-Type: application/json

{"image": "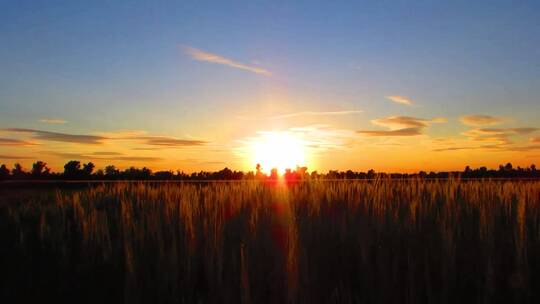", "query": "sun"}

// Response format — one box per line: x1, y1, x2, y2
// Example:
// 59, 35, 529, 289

251, 131, 306, 174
